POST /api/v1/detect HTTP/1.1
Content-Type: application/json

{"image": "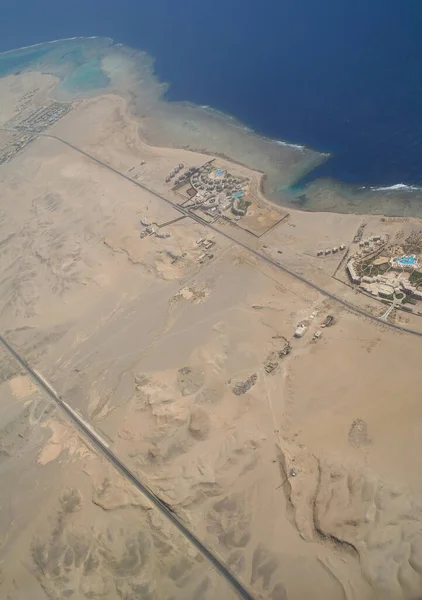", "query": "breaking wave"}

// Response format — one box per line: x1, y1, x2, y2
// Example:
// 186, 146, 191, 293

275, 139, 305, 151
370, 183, 421, 192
